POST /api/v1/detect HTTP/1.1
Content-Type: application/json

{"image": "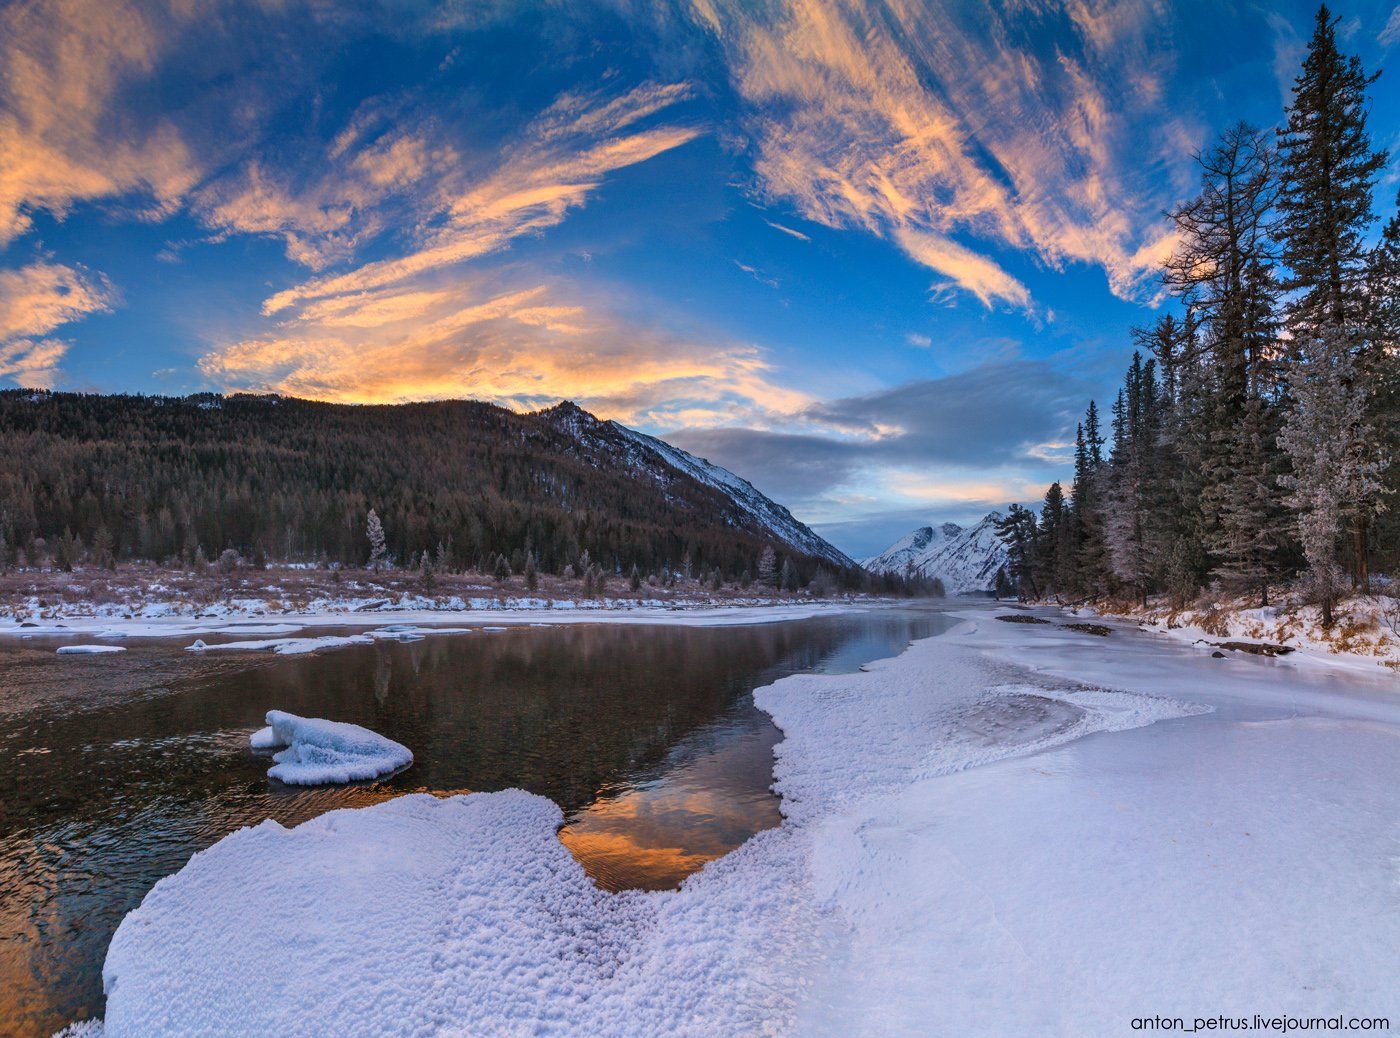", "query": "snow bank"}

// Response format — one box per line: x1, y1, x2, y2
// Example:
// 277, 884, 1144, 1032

78, 612, 1223, 1037
250, 710, 413, 785
55, 644, 126, 654
79, 607, 1400, 1036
